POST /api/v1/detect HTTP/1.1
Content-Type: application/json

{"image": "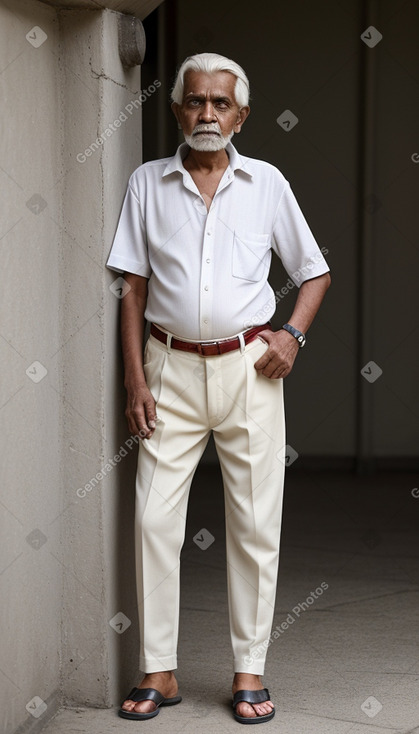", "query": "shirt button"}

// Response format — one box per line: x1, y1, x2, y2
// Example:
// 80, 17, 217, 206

203, 318, 208, 324
206, 258, 210, 263
207, 231, 211, 236
204, 285, 209, 291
